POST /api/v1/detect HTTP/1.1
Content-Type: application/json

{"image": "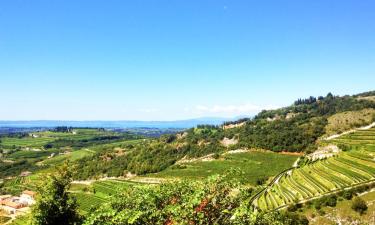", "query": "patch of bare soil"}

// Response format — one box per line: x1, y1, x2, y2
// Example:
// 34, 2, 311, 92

220, 137, 238, 147
222, 122, 245, 130
307, 144, 341, 161
225, 149, 250, 154
176, 154, 216, 164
